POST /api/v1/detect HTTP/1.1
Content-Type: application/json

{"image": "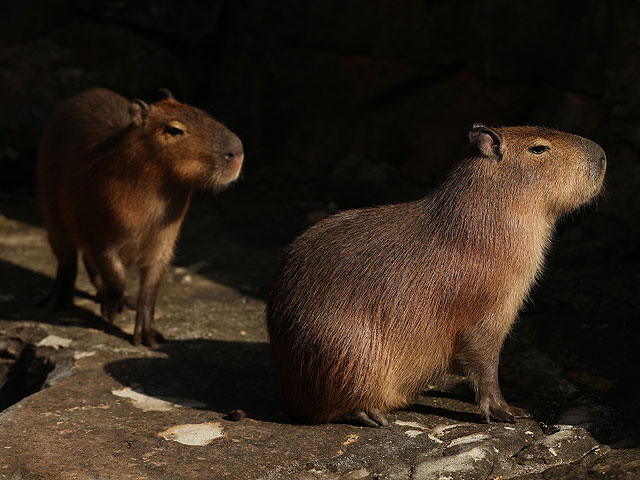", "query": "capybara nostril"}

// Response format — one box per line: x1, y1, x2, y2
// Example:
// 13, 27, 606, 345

224, 133, 244, 162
